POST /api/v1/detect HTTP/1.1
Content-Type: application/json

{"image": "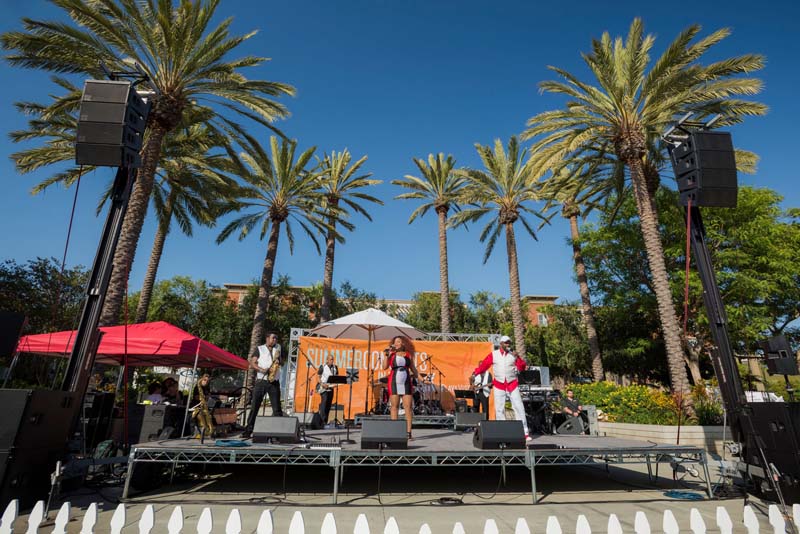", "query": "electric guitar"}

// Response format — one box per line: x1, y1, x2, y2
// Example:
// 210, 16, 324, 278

315, 382, 339, 395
